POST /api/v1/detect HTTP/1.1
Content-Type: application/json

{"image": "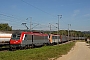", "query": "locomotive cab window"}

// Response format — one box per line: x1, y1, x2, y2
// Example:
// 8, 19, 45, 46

52, 36, 60, 39
11, 33, 21, 40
